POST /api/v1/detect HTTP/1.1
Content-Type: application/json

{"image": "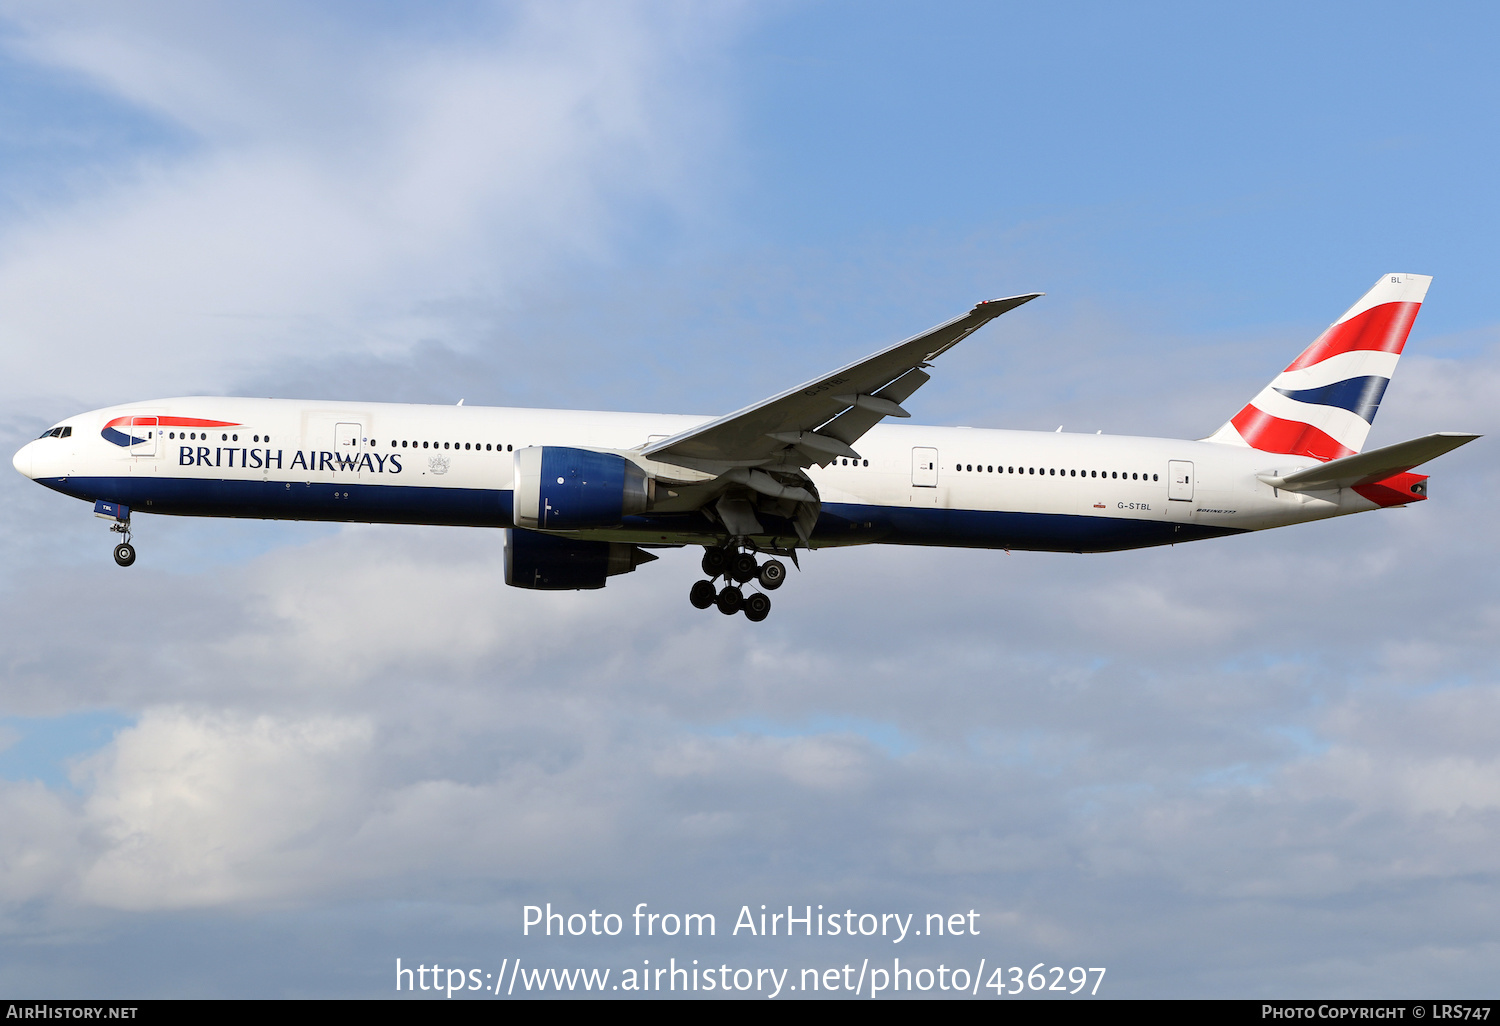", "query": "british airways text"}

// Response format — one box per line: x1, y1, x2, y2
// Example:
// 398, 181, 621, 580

178, 448, 404, 473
